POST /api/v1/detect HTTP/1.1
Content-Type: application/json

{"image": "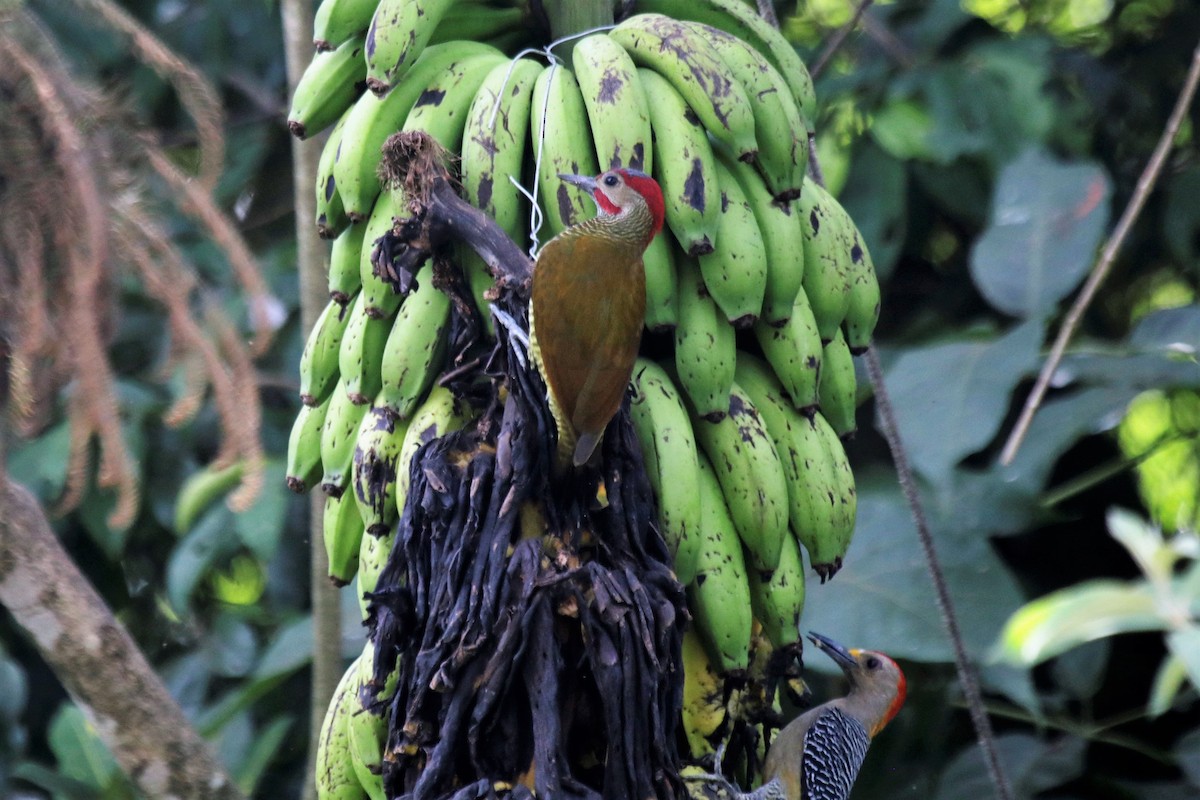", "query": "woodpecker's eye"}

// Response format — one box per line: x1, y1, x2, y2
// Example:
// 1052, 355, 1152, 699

866, 656, 881, 670
603, 174, 619, 187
